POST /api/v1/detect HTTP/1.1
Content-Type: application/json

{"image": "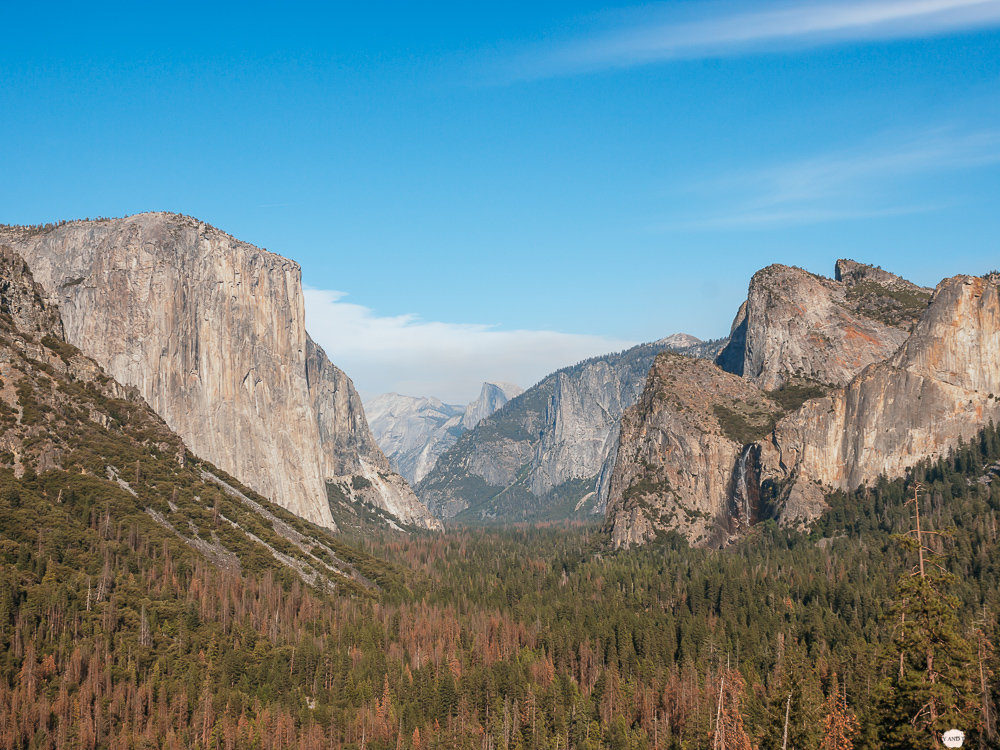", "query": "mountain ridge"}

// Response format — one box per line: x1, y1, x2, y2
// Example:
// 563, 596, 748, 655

366, 381, 524, 486
417, 334, 726, 523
